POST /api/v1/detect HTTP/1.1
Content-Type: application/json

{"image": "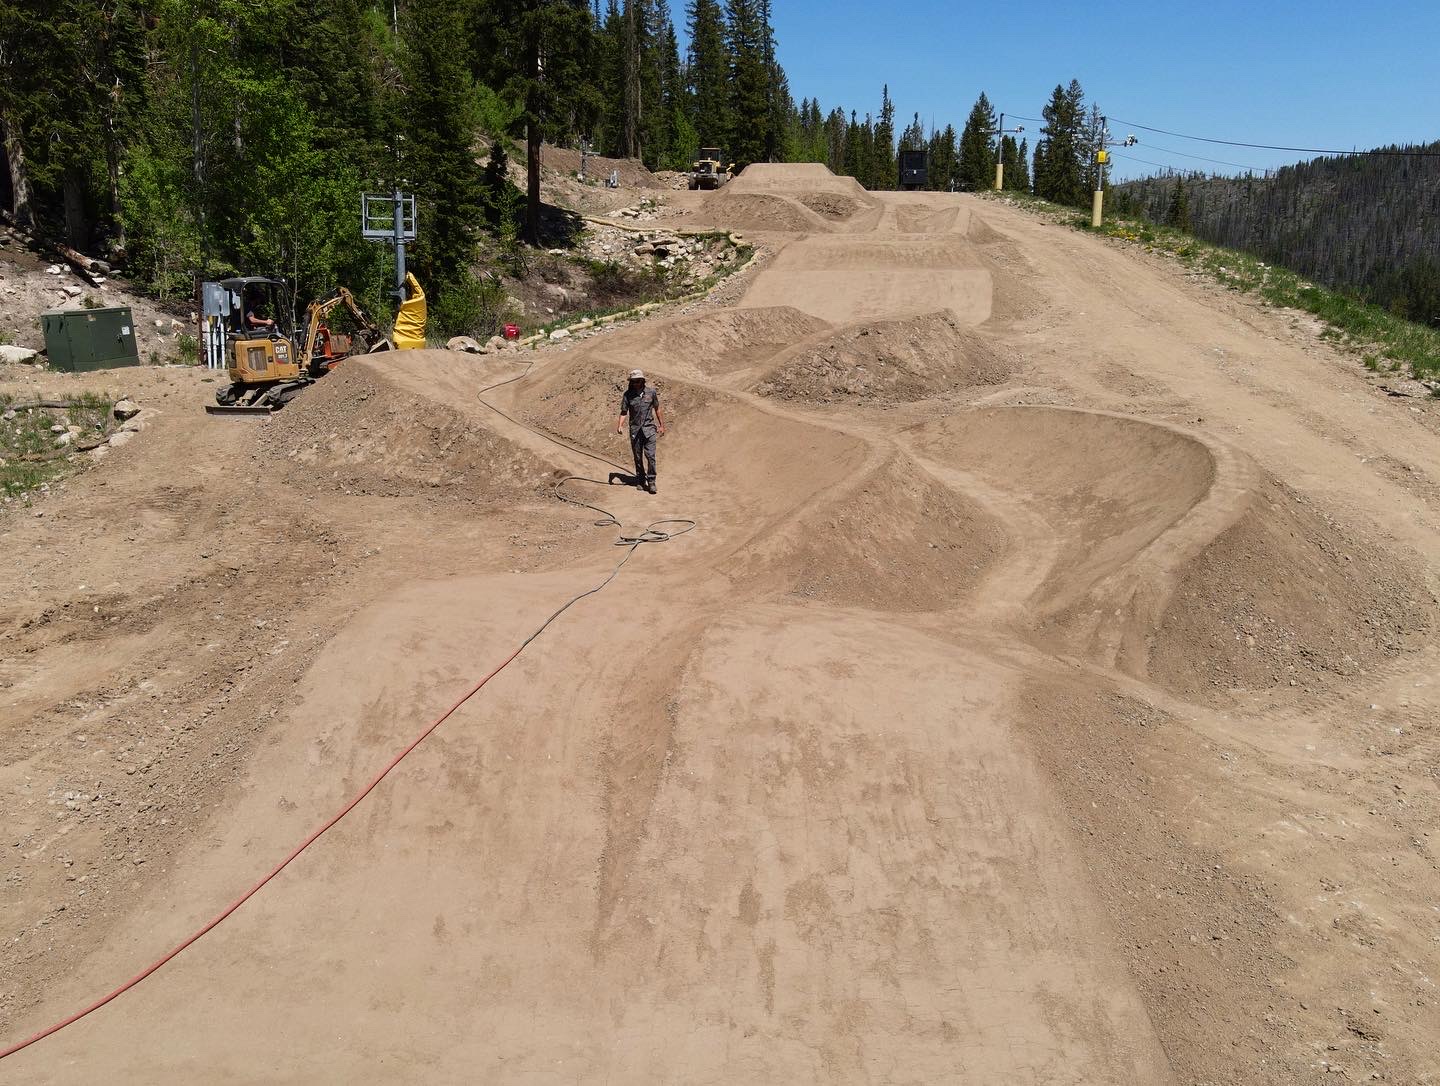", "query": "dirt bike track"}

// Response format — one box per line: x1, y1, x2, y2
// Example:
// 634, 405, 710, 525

4, 166, 1440, 1083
